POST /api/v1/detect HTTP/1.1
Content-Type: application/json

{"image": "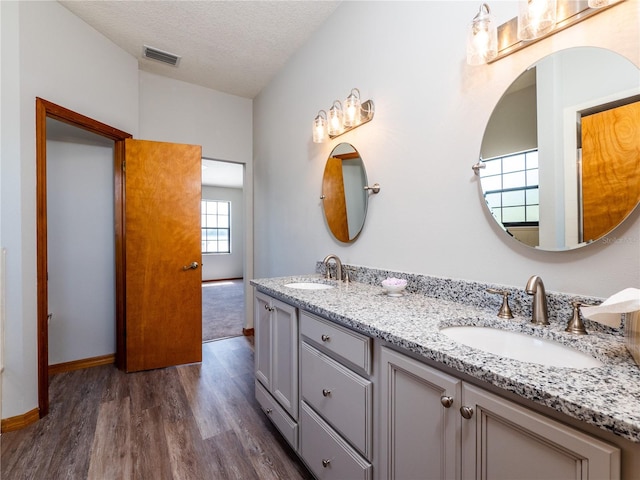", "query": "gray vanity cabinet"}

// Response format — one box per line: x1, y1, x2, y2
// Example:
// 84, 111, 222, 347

379, 346, 461, 480
380, 346, 620, 480
460, 383, 620, 480
299, 311, 373, 479
254, 291, 299, 448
